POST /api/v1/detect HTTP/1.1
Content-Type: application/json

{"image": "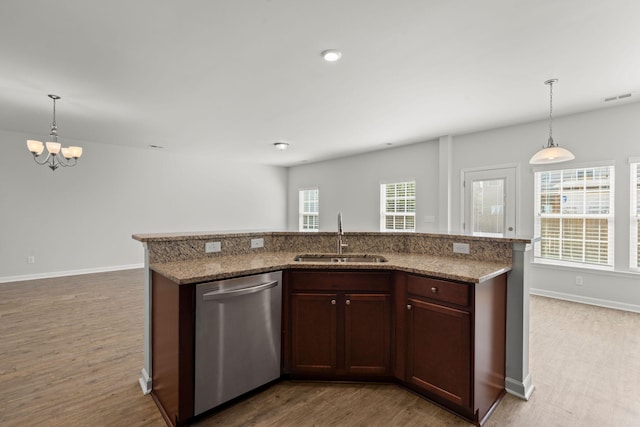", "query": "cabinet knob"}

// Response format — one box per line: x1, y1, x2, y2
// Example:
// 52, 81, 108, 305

331, 299, 336, 305
346, 299, 351, 305
407, 304, 412, 310
431, 287, 438, 293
